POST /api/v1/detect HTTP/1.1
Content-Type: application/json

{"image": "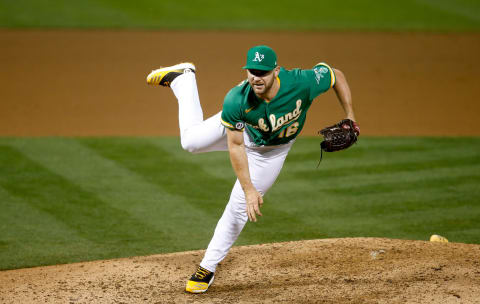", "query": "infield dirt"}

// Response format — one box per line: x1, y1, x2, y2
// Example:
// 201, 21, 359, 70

1, 238, 479, 303
0, 30, 479, 303
1, 30, 480, 136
